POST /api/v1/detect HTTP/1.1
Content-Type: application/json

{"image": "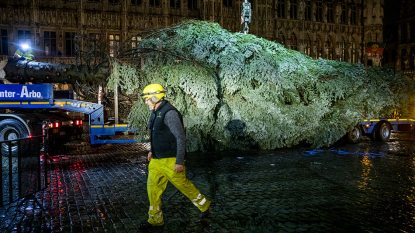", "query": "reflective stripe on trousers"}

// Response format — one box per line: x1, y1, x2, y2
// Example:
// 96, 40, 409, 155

147, 157, 211, 225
